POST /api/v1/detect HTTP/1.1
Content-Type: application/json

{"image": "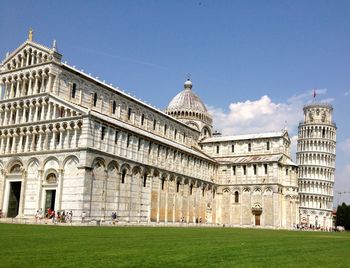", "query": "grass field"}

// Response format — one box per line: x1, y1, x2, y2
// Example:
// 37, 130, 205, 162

0, 224, 349, 267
